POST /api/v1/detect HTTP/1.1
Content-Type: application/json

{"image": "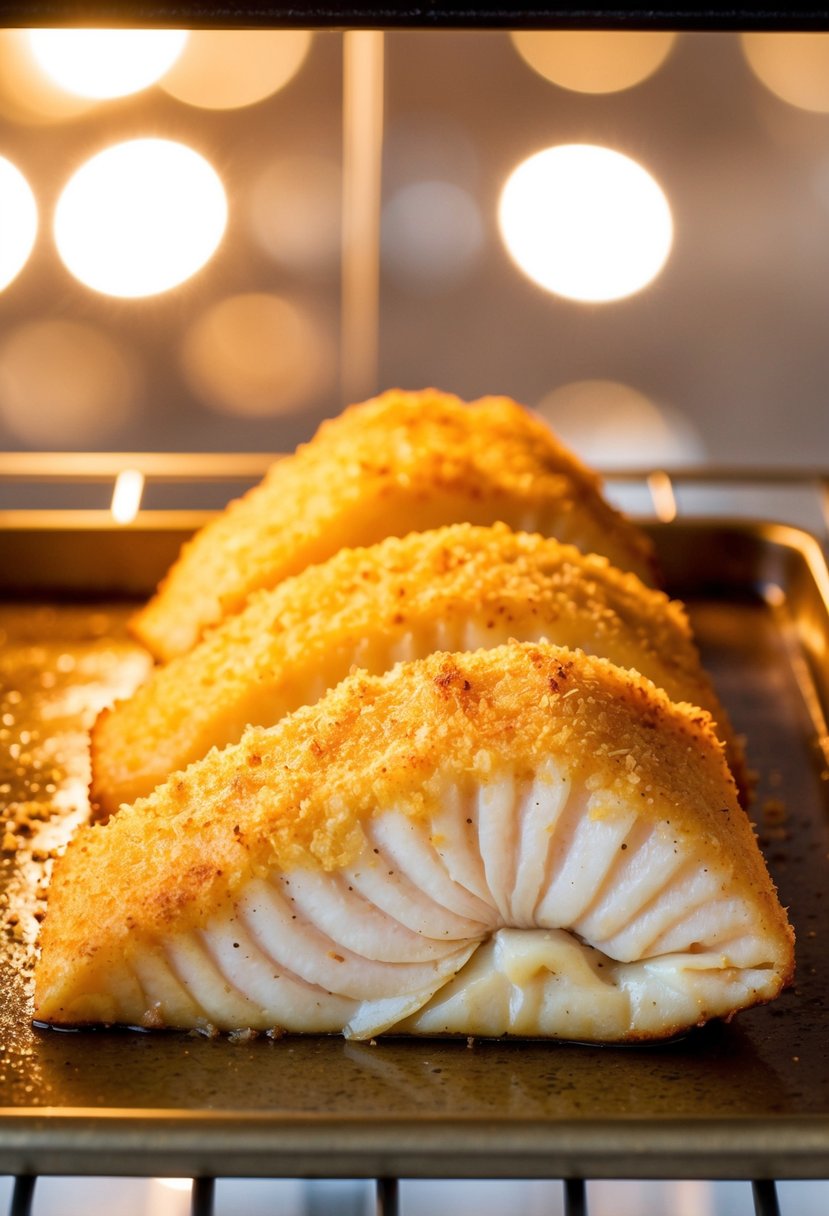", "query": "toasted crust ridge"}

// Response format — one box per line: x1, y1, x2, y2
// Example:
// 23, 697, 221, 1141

131, 389, 657, 660
38, 641, 793, 1014
93, 522, 741, 816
